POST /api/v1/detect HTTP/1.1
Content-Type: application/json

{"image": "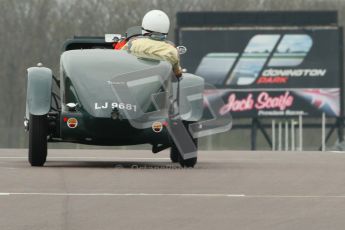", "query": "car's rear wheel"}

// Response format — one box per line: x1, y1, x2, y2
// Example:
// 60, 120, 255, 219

28, 114, 48, 166
179, 157, 197, 168
170, 147, 179, 163
177, 138, 198, 168
170, 135, 198, 168
167, 117, 198, 167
